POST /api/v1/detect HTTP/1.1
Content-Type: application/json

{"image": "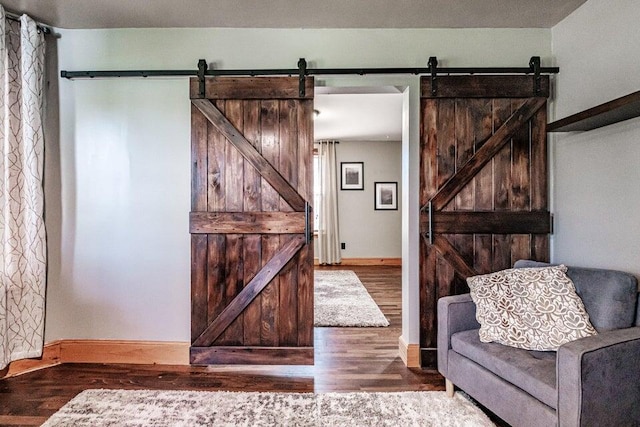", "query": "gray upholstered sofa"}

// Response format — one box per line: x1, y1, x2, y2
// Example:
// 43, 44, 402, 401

438, 260, 640, 427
